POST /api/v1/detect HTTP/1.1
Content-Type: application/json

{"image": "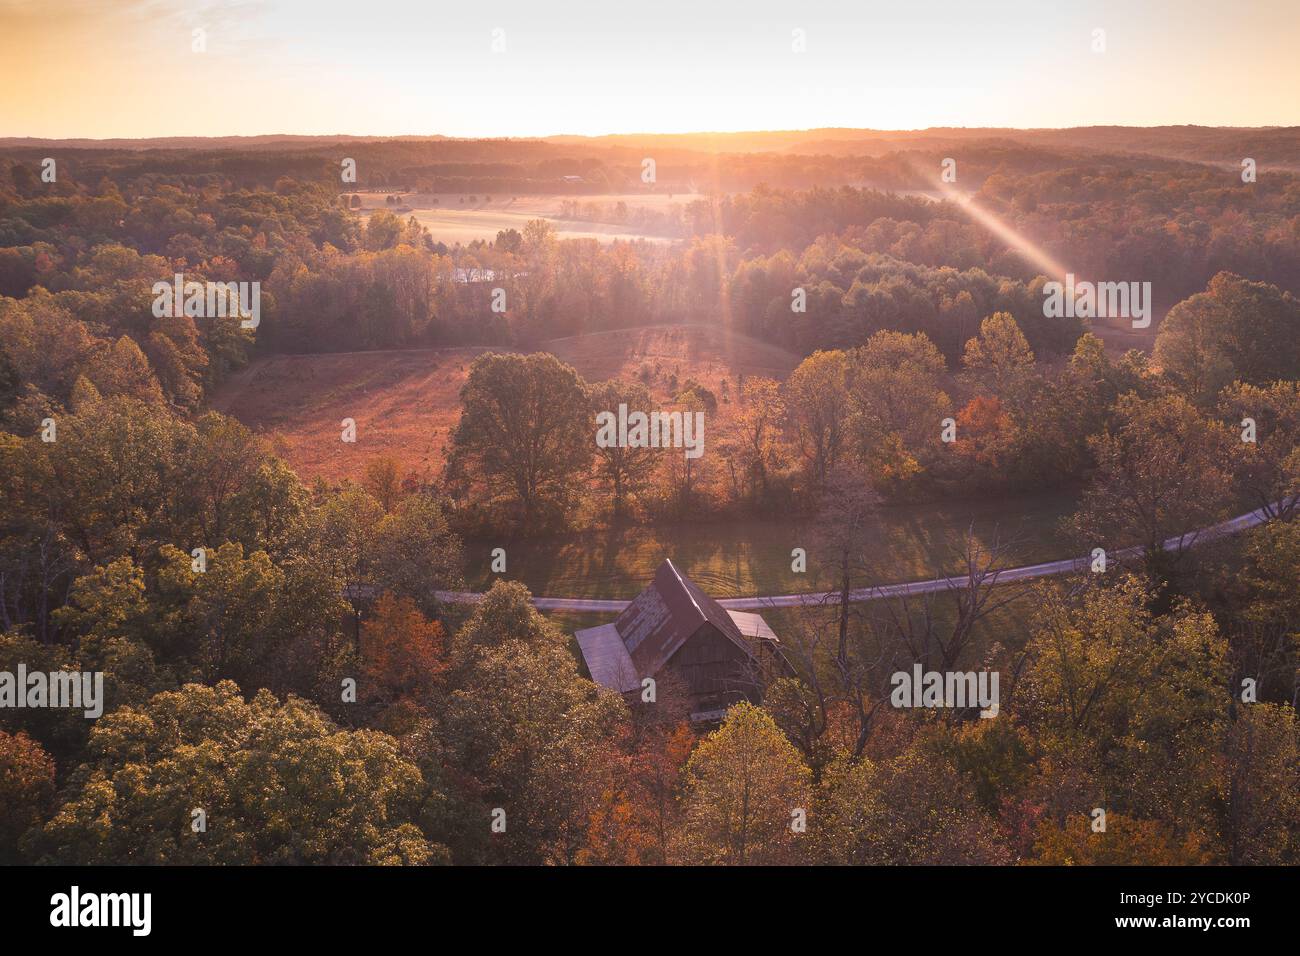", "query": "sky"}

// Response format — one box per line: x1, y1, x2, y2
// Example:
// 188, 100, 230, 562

2, 0, 1298, 139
